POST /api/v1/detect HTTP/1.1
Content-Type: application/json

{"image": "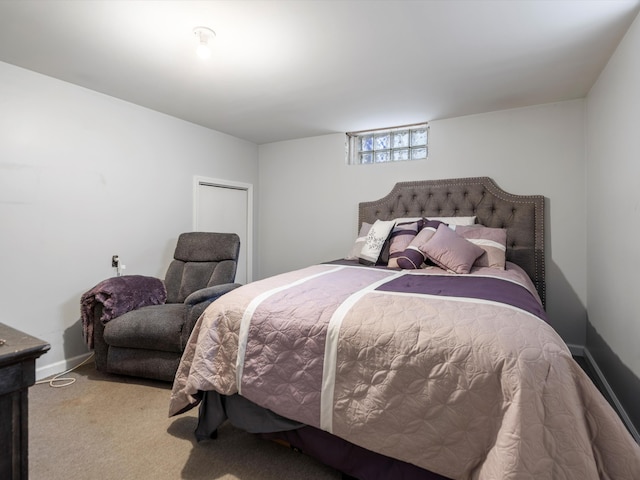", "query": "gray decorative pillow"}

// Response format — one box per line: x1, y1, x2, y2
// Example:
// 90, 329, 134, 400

454, 225, 507, 269
358, 219, 396, 265
345, 222, 372, 260
422, 224, 484, 274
